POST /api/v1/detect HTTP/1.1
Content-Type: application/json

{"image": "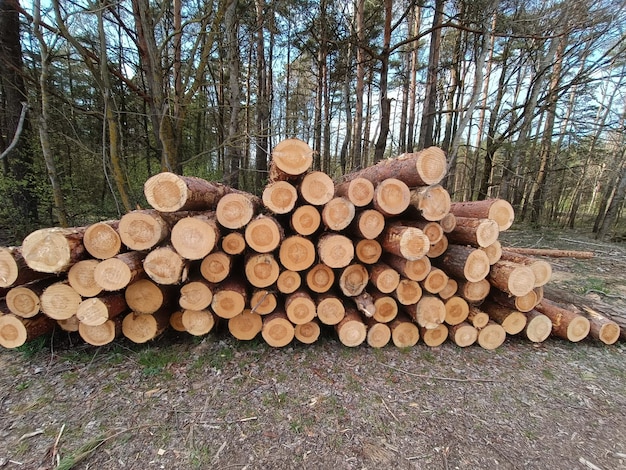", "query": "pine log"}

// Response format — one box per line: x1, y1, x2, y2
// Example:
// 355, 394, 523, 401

228, 309, 263, 340
22, 227, 86, 273
169, 310, 186, 332
316, 293, 346, 325
381, 224, 430, 261
279, 235, 316, 272
6, 278, 56, 318
268, 138, 314, 181
40, 281, 82, 320
94, 251, 146, 291
245, 215, 284, 253
300, 171, 335, 206
78, 317, 122, 346
291, 205, 321, 236
501, 247, 594, 259
490, 287, 539, 313
125, 279, 175, 314
262, 181, 299, 214
371, 291, 398, 323
480, 300, 527, 335
306, 263, 335, 293
444, 296, 470, 326
221, 231, 247, 255
449, 199, 515, 231
368, 262, 400, 294
171, 213, 221, 260
438, 278, 458, 300
144, 172, 232, 212
365, 317, 391, 348
393, 279, 422, 306
523, 309, 553, 343
487, 260, 535, 297
433, 244, 490, 282
250, 289, 277, 315
467, 306, 490, 329
245, 253, 280, 288
439, 212, 457, 233
338, 264, 369, 297
477, 321, 506, 350
339, 147, 447, 187
354, 291, 376, 318
499, 250, 552, 287
456, 279, 491, 304
181, 309, 216, 336
383, 254, 431, 282
285, 289, 316, 325
0, 313, 56, 348
334, 177, 375, 207
421, 267, 449, 294
76, 293, 127, 327
261, 309, 295, 347
447, 217, 499, 248
295, 319, 321, 344
389, 314, 420, 348
420, 323, 448, 347
179, 279, 214, 311
349, 209, 385, 240
121, 309, 170, 343
118, 209, 169, 251
200, 251, 232, 283
427, 234, 449, 258
216, 192, 261, 230
276, 270, 302, 294
317, 233, 354, 268
335, 308, 367, 347
322, 197, 356, 231
373, 178, 411, 217
448, 322, 478, 347
534, 299, 591, 342
211, 278, 247, 319
83, 221, 122, 260
408, 184, 451, 221
57, 316, 80, 332
578, 306, 620, 345
0, 247, 51, 288
354, 239, 382, 265
410, 294, 446, 329
398, 220, 443, 245
480, 240, 503, 265
68, 259, 102, 297
143, 245, 187, 285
